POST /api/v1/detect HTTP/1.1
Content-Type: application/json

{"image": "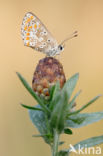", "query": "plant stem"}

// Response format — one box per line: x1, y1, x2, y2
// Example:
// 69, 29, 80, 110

52, 129, 59, 156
